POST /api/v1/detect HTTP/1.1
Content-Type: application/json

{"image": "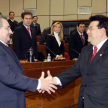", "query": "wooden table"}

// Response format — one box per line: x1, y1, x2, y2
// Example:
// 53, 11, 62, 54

21, 60, 81, 108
